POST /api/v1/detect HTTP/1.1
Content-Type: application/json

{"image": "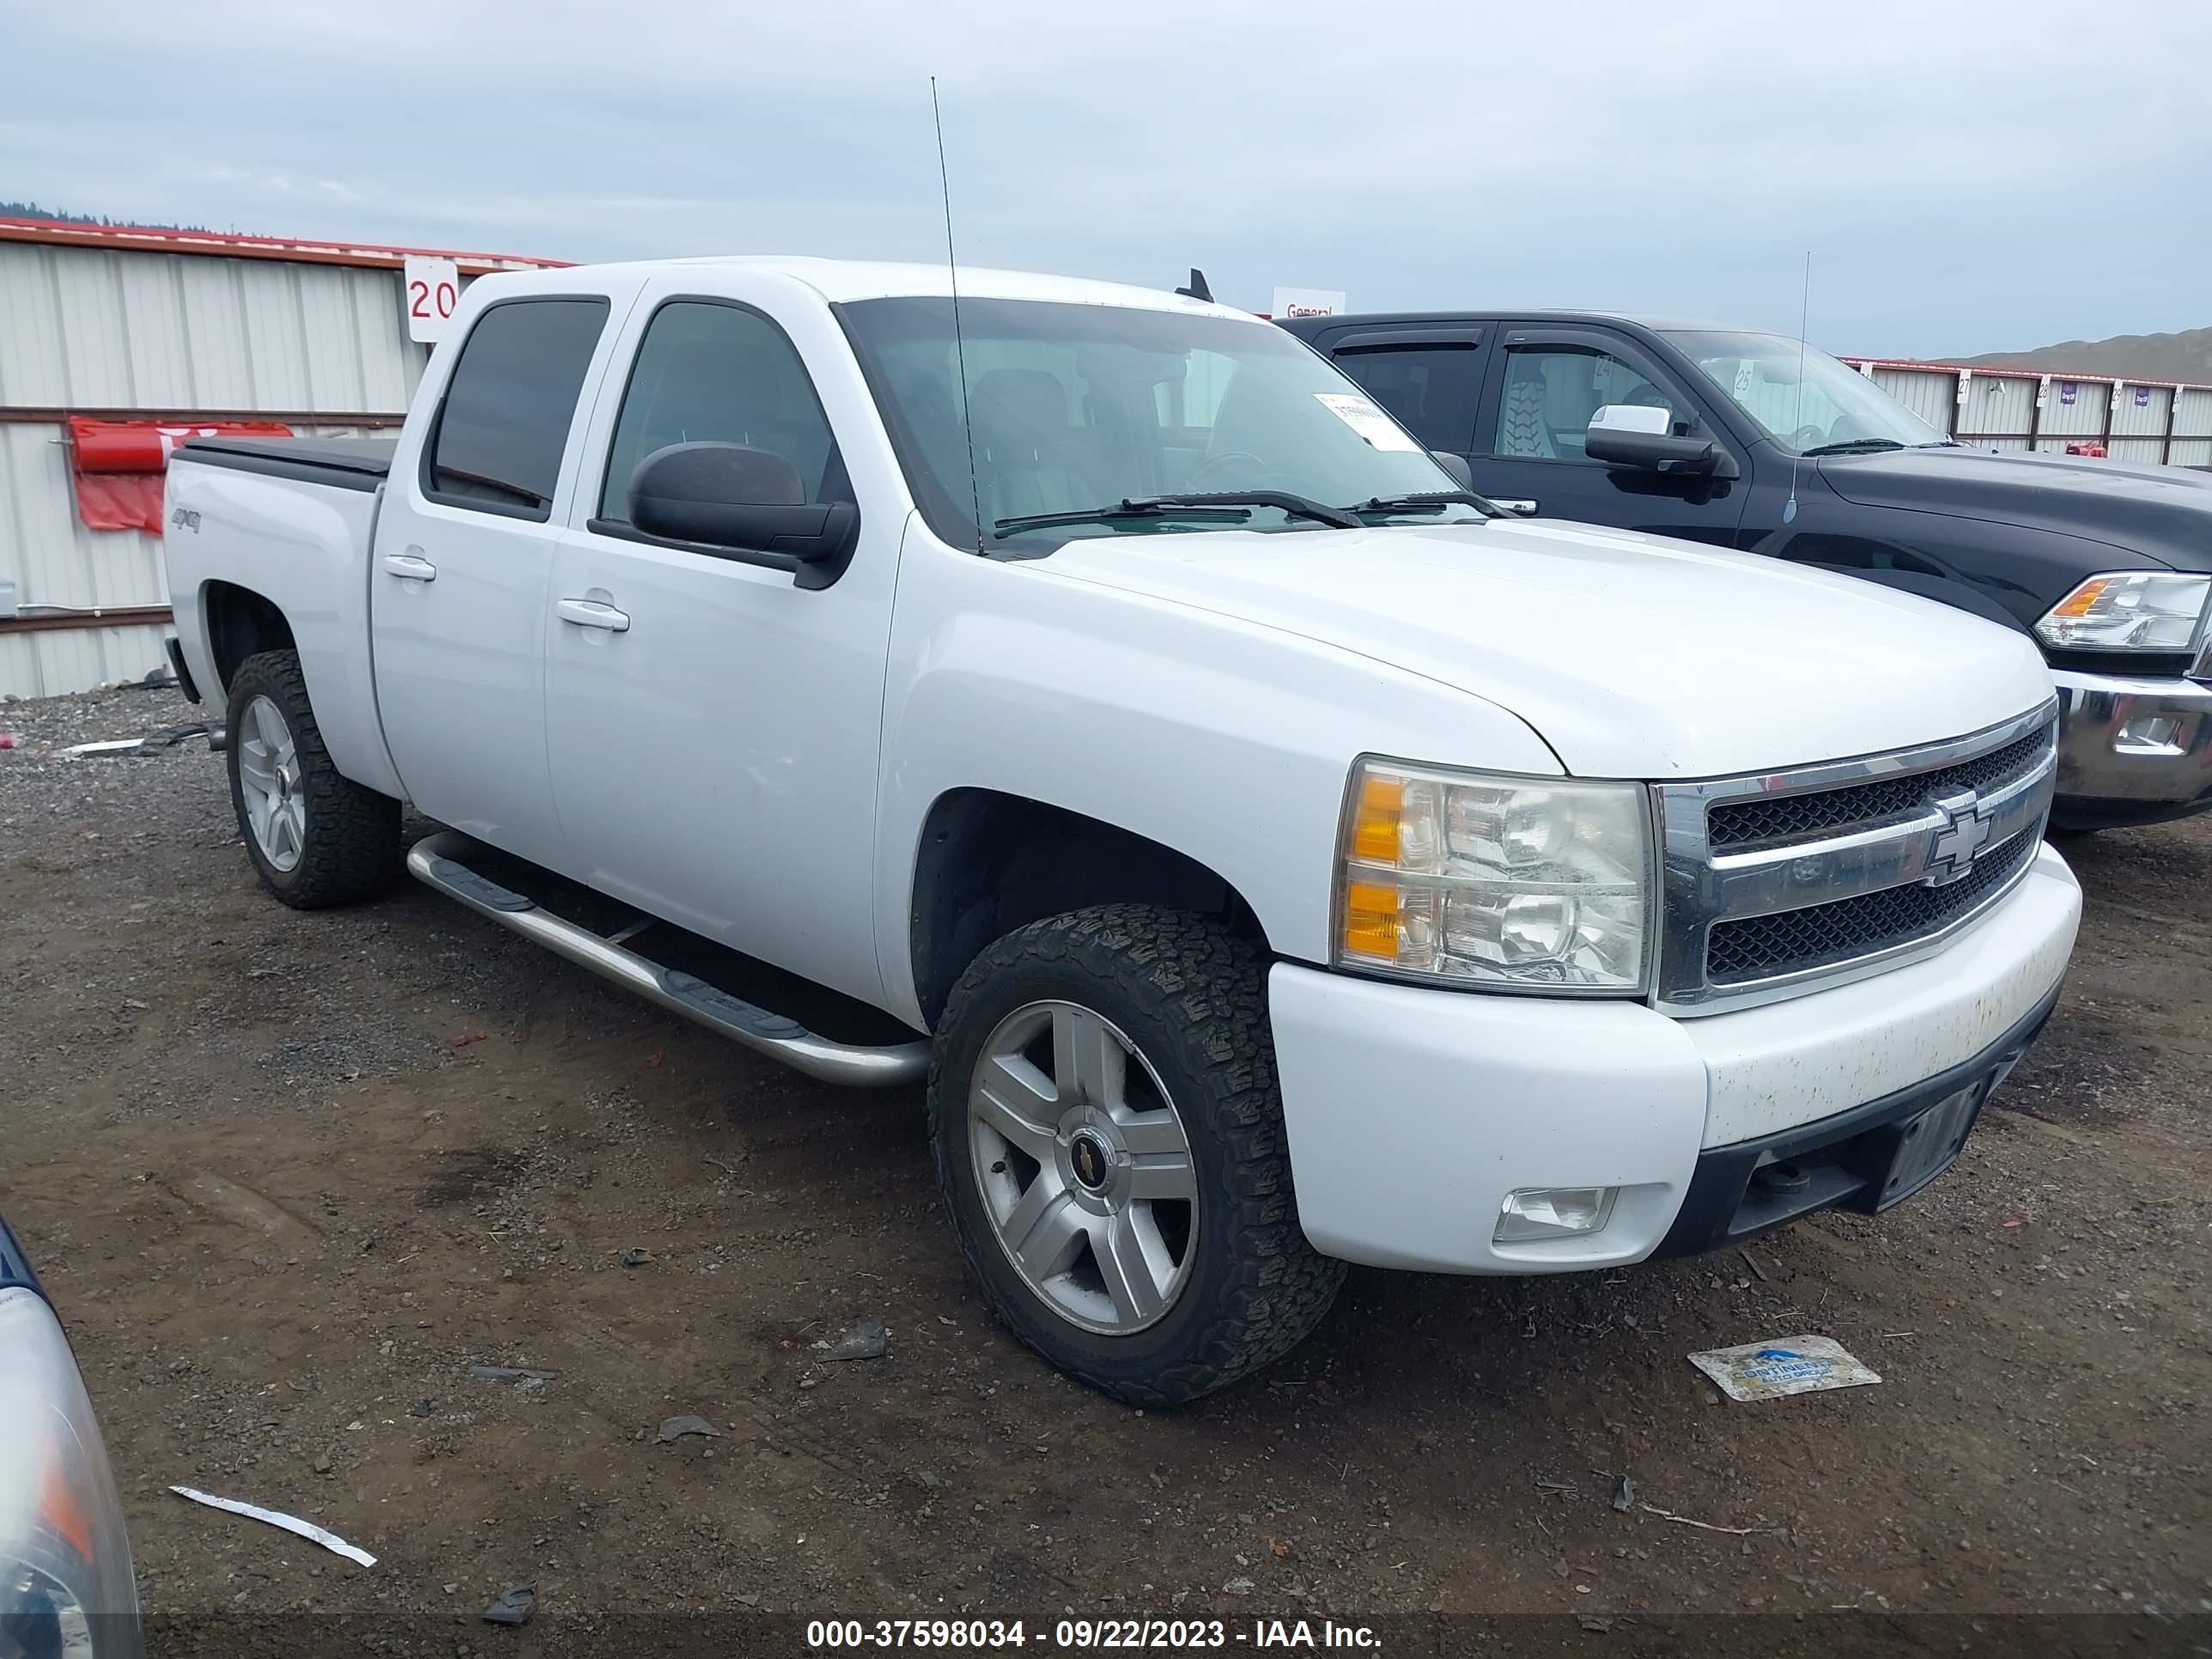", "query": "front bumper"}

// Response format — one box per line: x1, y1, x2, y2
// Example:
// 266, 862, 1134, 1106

2050, 669, 2212, 829
1269, 843, 2081, 1274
